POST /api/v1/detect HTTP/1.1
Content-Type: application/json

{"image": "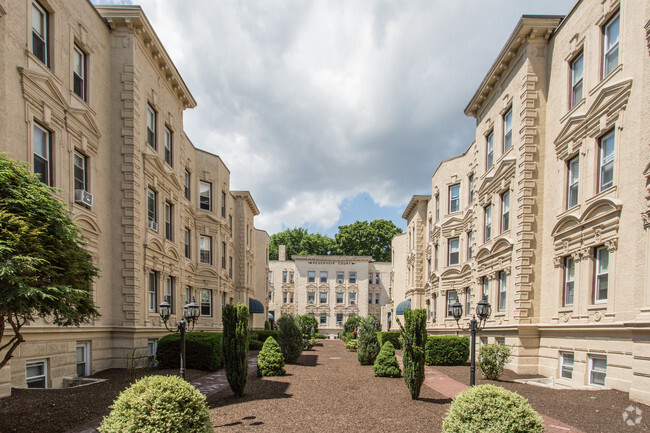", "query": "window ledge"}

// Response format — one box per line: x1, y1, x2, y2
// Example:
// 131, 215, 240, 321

585, 185, 617, 206
587, 304, 607, 311
558, 307, 574, 314
556, 205, 580, 221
